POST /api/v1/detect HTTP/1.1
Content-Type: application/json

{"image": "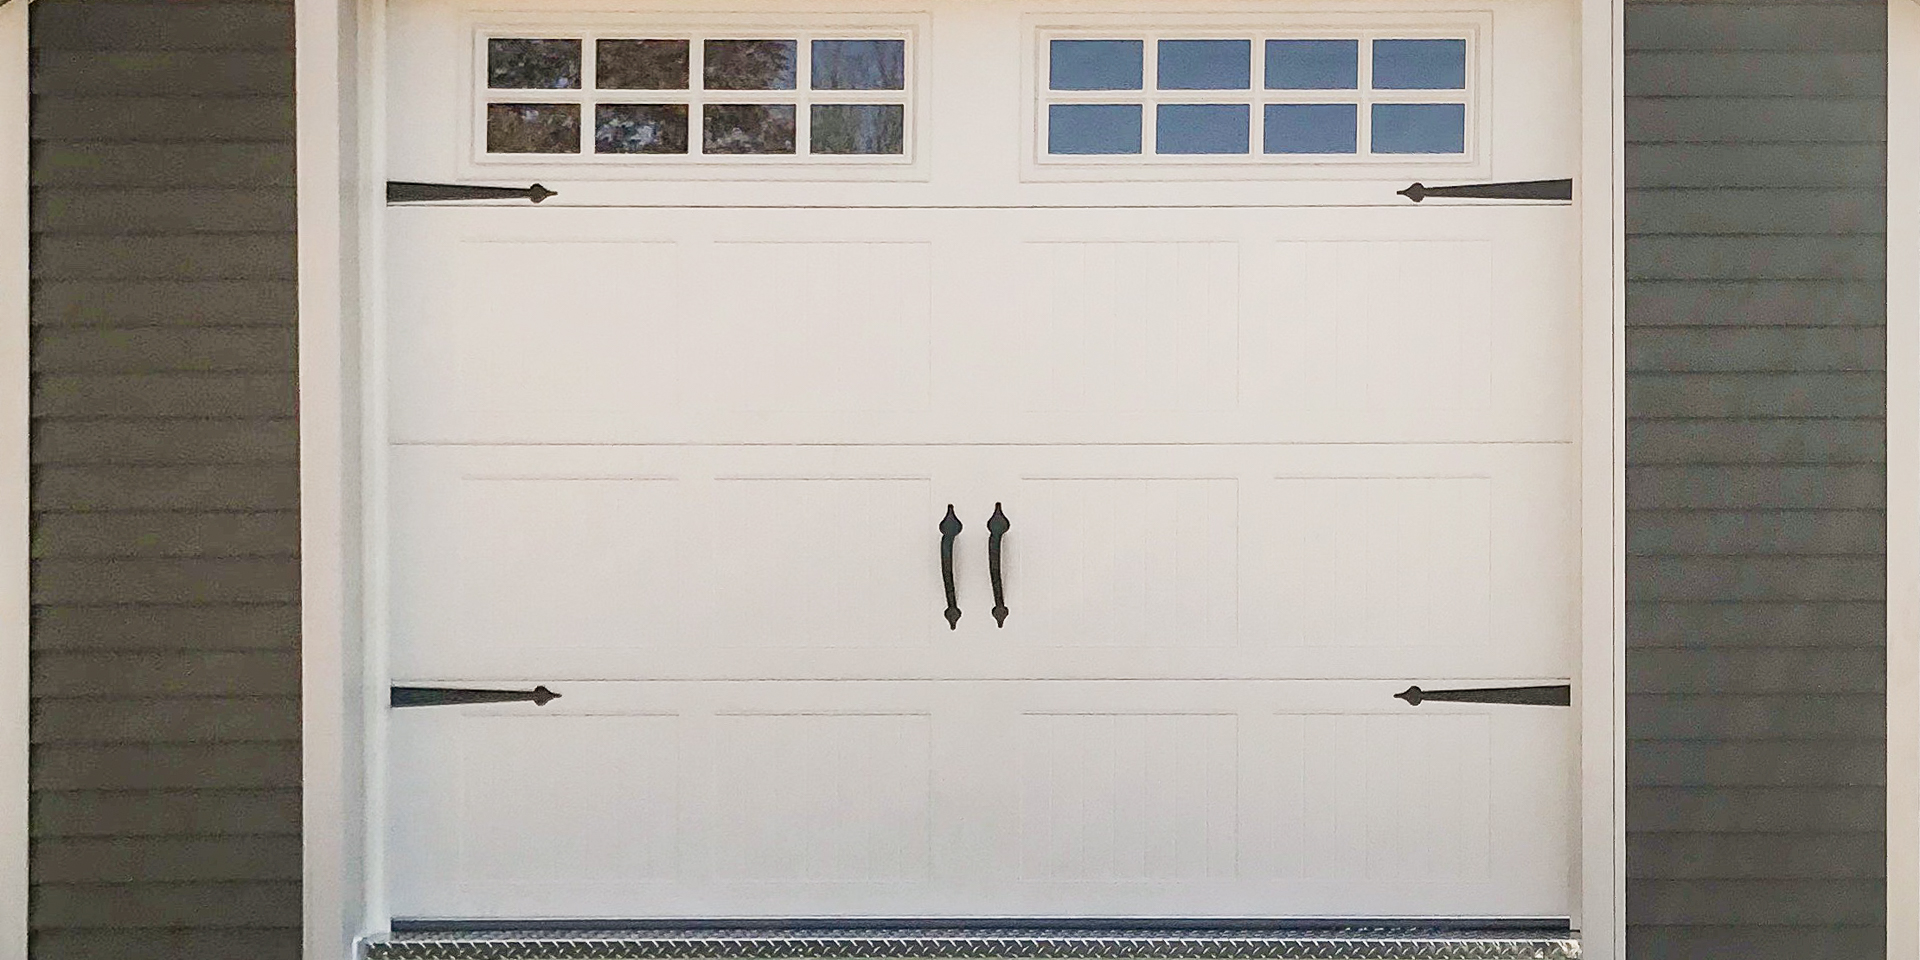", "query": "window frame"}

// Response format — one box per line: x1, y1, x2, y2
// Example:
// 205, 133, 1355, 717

464, 18, 926, 171
1022, 13, 1493, 181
